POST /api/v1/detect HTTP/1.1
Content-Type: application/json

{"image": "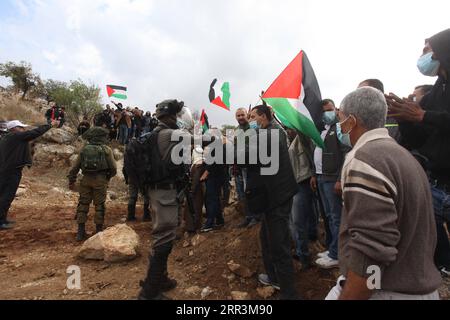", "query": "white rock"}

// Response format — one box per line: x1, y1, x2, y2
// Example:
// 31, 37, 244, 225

69, 154, 78, 167
15, 187, 27, 197
182, 240, 191, 248
33, 143, 76, 165
201, 287, 213, 300
185, 286, 202, 296
231, 291, 250, 300
47, 187, 65, 199
227, 260, 254, 278
191, 234, 207, 247
113, 149, 123, 161
41, 128, 74, 144
257, 286, 275, 299
78, 224, 140, 263
115, 159, 125, 180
